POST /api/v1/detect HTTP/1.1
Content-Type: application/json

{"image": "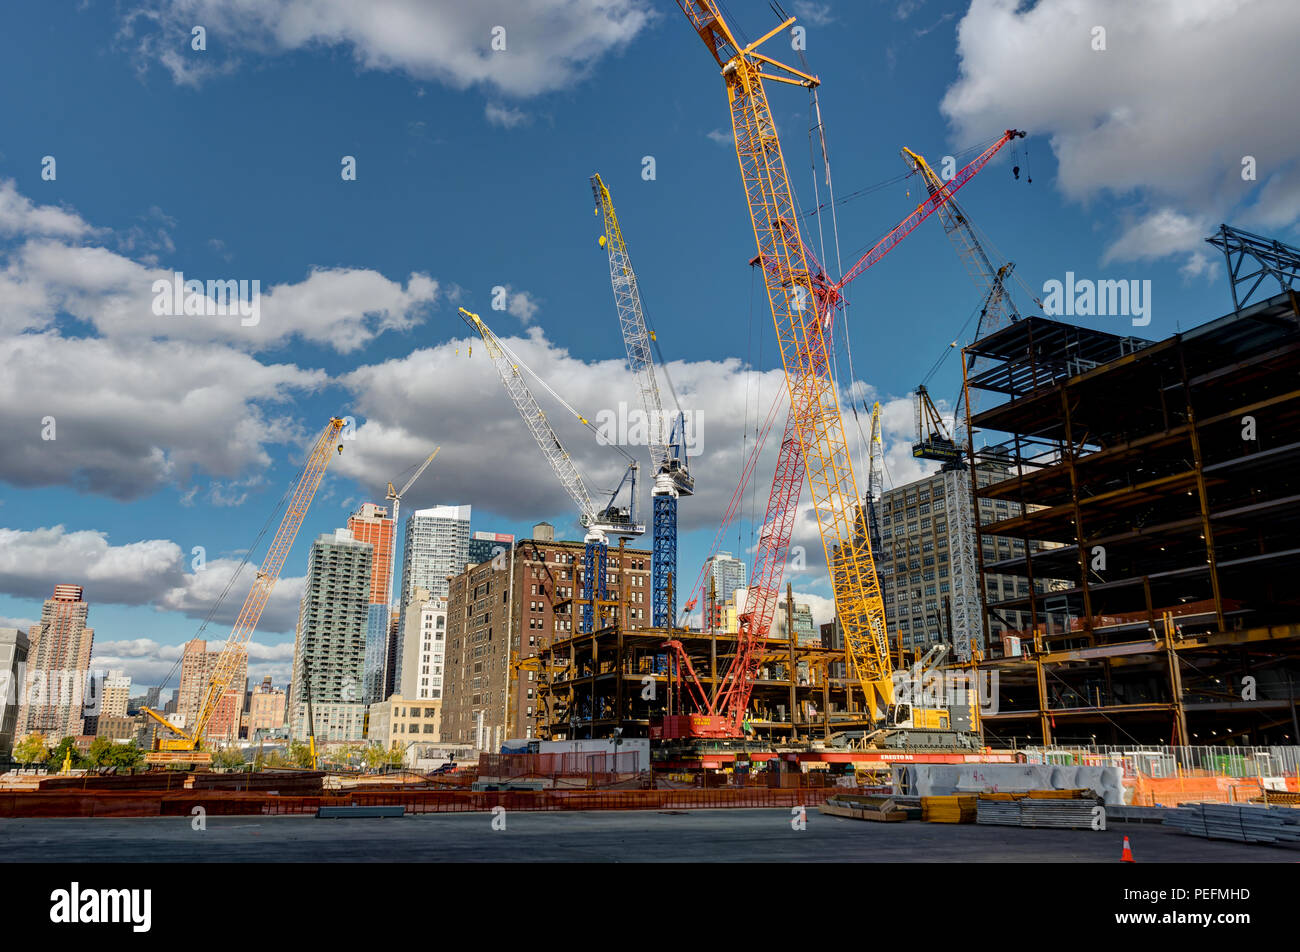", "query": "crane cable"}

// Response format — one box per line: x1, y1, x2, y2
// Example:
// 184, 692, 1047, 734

489, 331, 637, 466
801, 82, 873, 495
154, 448, 312, 703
